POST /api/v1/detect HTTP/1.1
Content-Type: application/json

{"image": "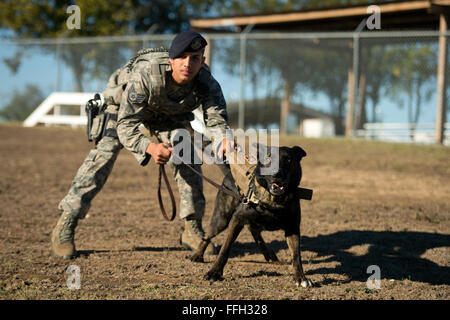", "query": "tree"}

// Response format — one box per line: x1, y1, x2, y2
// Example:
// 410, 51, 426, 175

0, 84, 44, 121
0, 0, 215, 38
0, 0, 218, 91
215, 35, 353, 134
384, 43, 436, 139
364, 45, 391, 123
